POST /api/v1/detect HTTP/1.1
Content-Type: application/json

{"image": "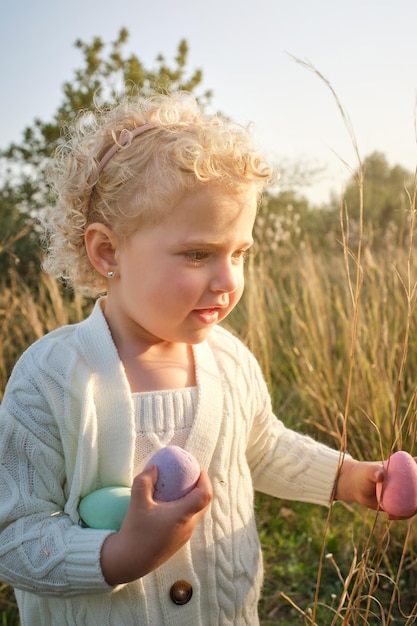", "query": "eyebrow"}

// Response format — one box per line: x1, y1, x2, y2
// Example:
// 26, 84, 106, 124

178, 238, 254, 249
